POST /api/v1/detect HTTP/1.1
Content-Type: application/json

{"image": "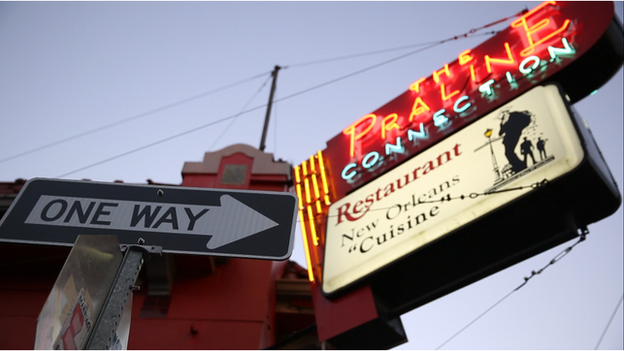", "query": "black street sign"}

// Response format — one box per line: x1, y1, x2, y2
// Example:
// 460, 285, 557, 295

0, 178, 298, 260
